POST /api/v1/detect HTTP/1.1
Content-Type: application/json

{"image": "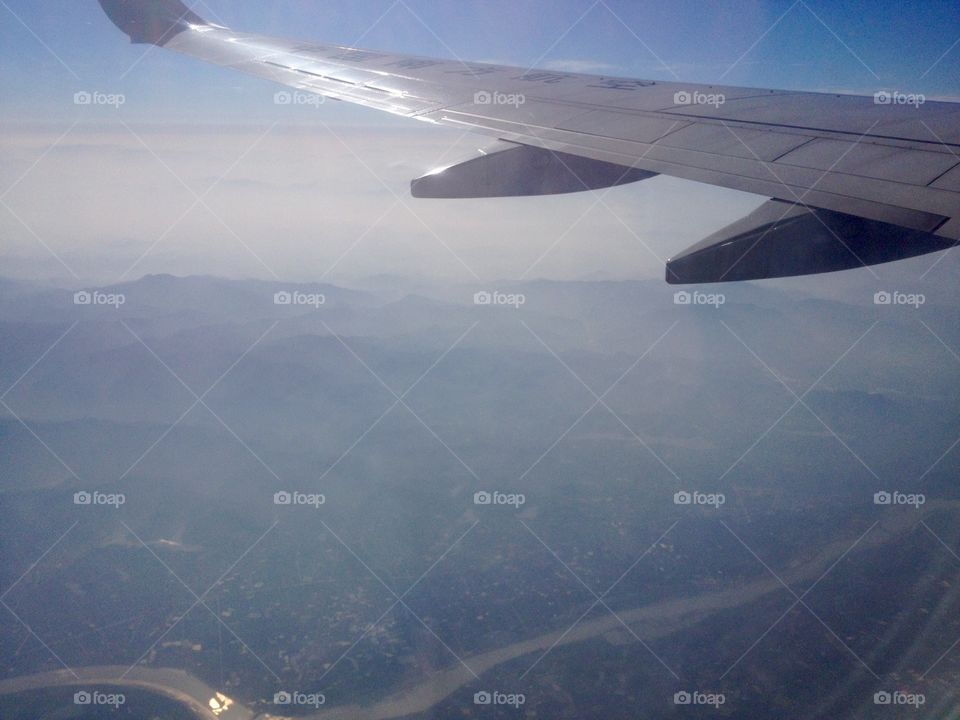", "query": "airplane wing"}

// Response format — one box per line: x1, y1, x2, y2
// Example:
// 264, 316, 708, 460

98, 0, 960, 283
